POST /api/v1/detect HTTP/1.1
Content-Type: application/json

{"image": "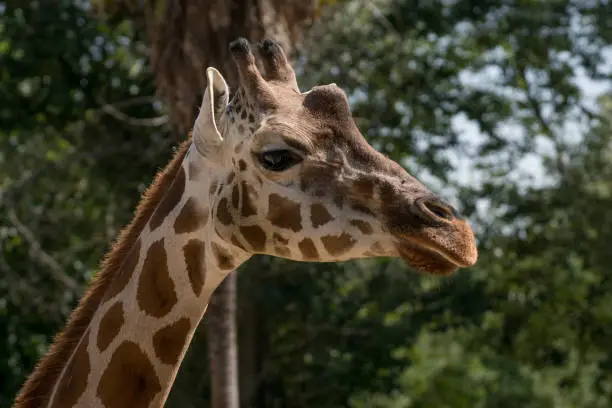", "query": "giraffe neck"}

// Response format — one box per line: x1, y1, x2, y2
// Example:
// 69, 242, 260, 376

60, 145, 249, 408
15, 142, 250, 408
